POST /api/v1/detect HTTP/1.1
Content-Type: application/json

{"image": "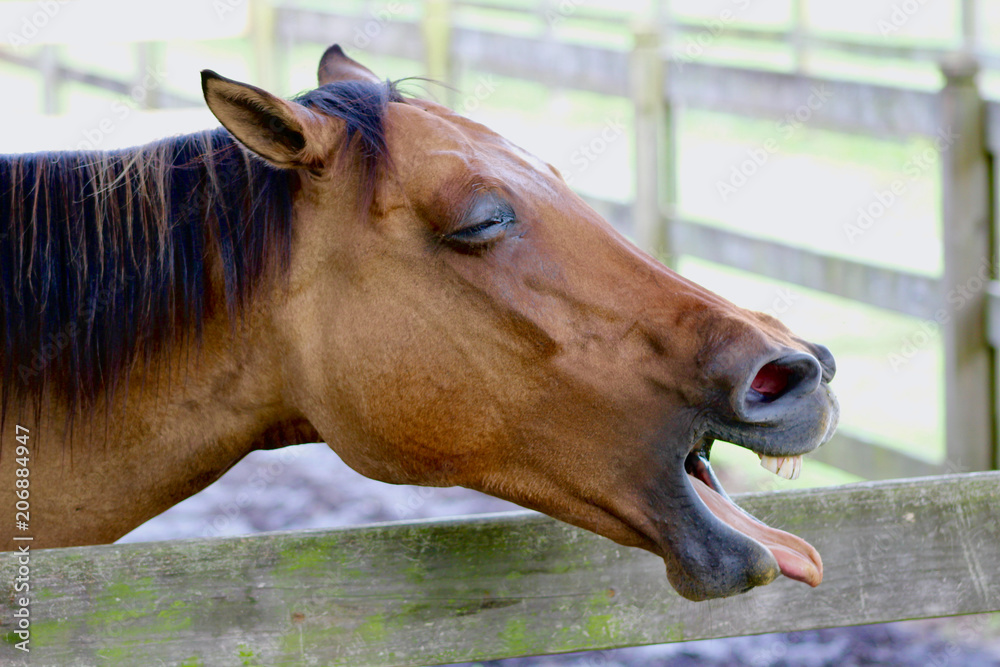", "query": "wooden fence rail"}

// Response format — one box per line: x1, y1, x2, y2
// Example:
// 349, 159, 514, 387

3, 472, 999, 665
